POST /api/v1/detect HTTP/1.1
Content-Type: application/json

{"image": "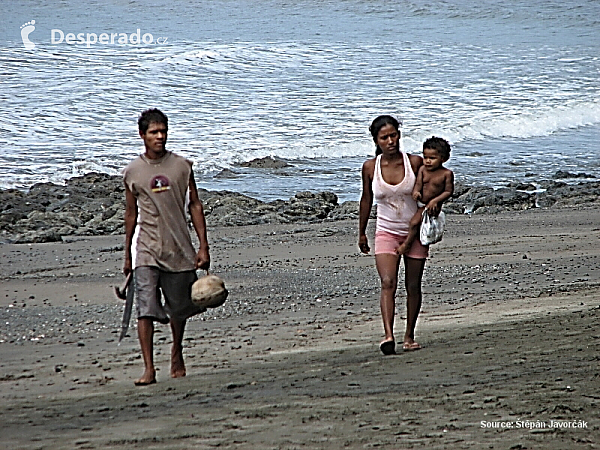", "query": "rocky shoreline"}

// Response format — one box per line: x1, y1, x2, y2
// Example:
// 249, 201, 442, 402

1, 169, 599, 243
